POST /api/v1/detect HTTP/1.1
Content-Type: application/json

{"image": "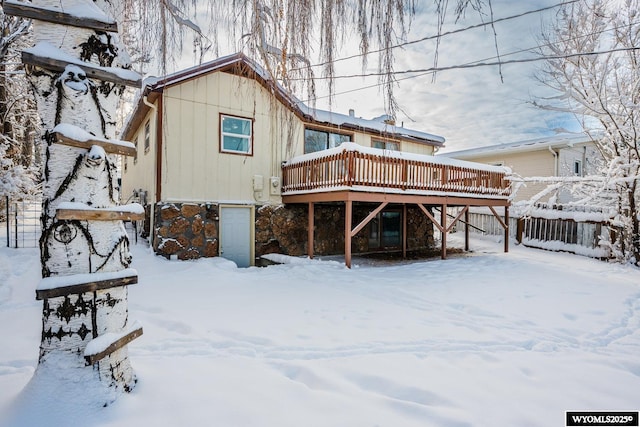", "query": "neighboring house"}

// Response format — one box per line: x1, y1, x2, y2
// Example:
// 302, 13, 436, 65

439, 134, 612, 259
438, 134, 602, 203
121, 53, 510, 267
